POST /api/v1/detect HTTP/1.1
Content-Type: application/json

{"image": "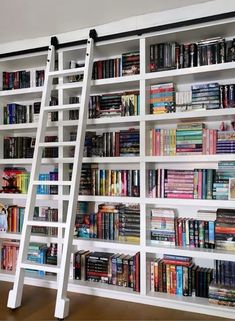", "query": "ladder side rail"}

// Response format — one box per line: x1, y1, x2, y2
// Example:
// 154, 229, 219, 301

54, 38, 94, 319
7, 46, 55, 309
